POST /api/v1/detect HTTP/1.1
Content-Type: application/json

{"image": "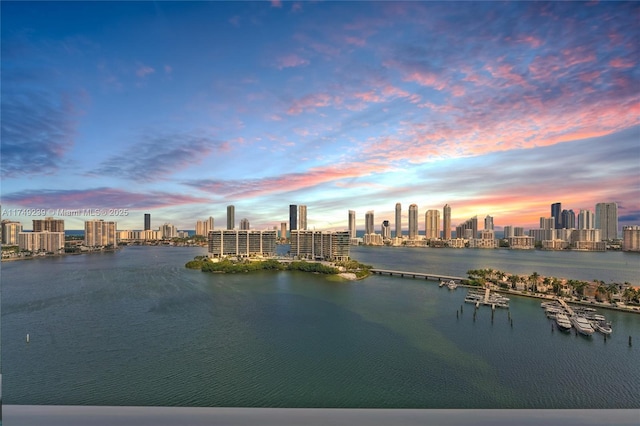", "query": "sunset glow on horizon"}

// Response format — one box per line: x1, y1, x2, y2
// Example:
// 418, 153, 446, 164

2, 1, 639, 232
